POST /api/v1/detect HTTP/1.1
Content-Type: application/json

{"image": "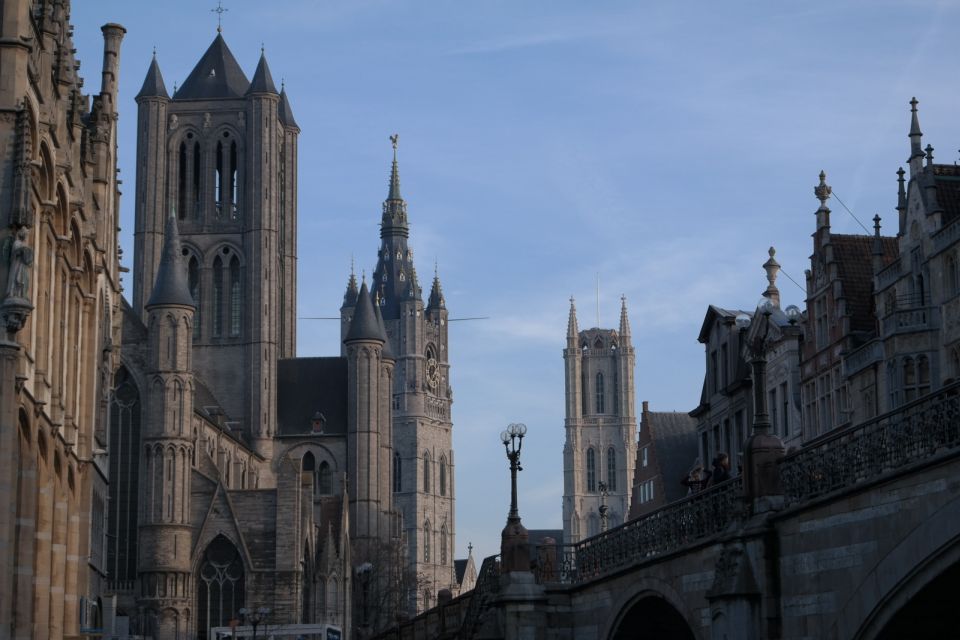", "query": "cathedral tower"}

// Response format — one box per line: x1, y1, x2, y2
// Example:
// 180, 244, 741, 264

562, 297, 637, 543
350, 141, 455, 608
137, 213, 196, 637
132, 35, 298, 464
